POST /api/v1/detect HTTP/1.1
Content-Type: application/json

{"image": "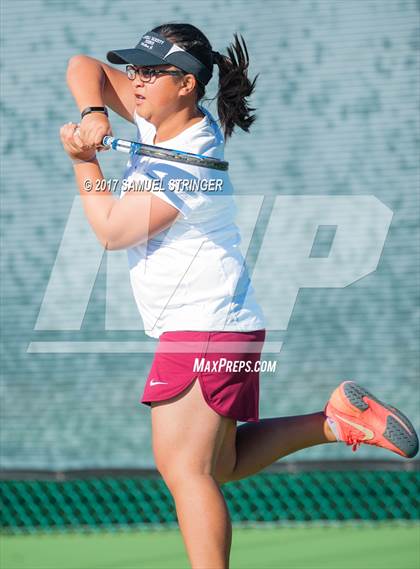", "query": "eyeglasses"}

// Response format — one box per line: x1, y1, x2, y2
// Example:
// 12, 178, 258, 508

125, 65, 185, 83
